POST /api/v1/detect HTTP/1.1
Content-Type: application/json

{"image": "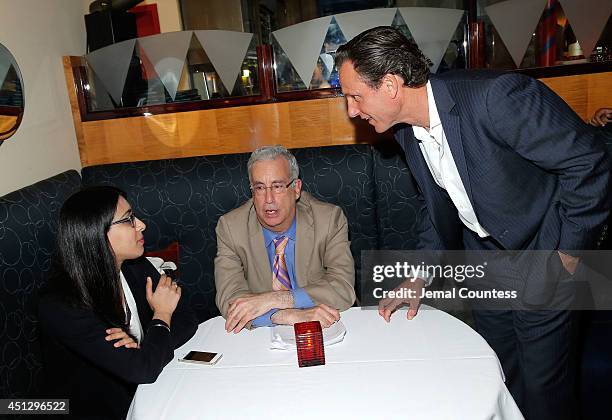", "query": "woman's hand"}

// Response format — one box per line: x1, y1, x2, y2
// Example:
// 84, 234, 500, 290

105, 328, 139, 349
146, 274, 181, 326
